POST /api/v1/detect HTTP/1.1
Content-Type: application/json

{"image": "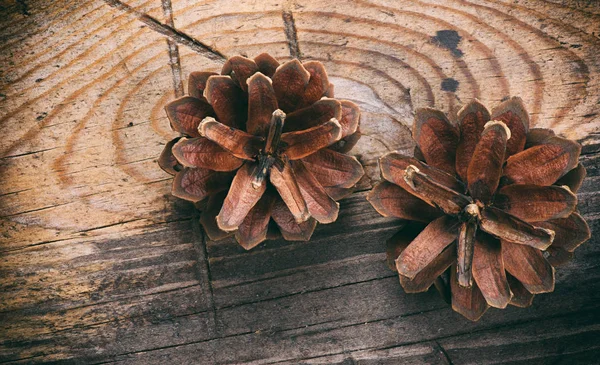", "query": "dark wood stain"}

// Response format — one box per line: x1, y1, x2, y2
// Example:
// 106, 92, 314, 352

441, 78, 459, 92
432, 30, 464, 57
